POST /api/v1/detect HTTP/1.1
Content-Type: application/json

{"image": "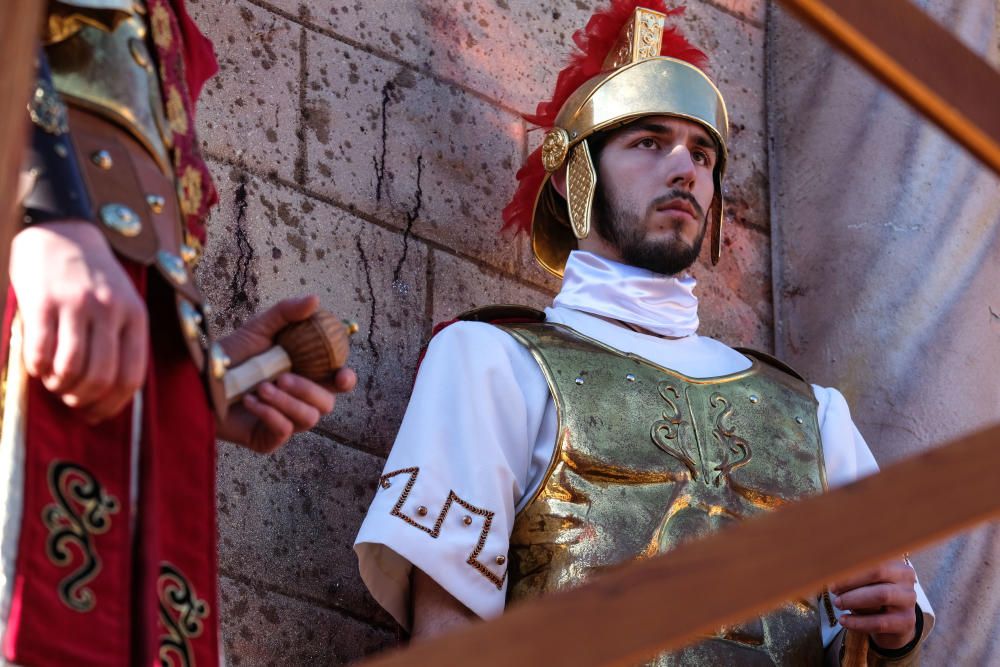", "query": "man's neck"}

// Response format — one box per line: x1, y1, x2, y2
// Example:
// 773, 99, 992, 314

575, 236, 622, 264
